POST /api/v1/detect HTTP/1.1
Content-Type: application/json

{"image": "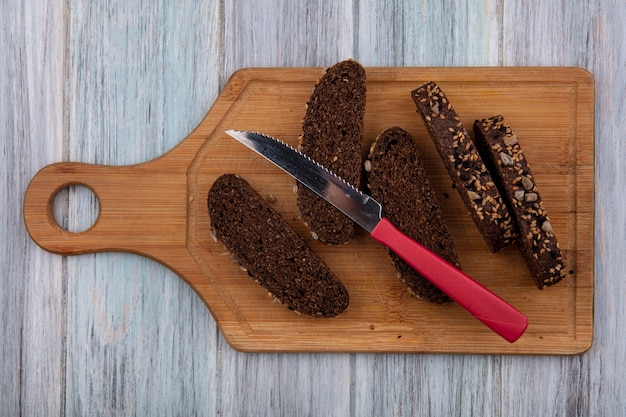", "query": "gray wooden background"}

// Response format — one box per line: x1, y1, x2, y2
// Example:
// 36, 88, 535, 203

2, 0, 624, 415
